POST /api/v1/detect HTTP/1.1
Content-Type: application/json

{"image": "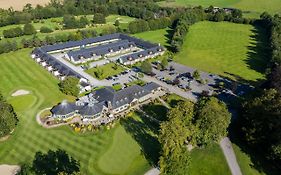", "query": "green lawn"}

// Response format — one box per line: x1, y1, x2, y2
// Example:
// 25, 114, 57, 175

189, 143, 231, 175
158, 0, 281, 17
86, 62, 125, 80
106, 15, 136, 29
174, 21, 268, 82
0, 49, 150, 175
133, 28, 171, 48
